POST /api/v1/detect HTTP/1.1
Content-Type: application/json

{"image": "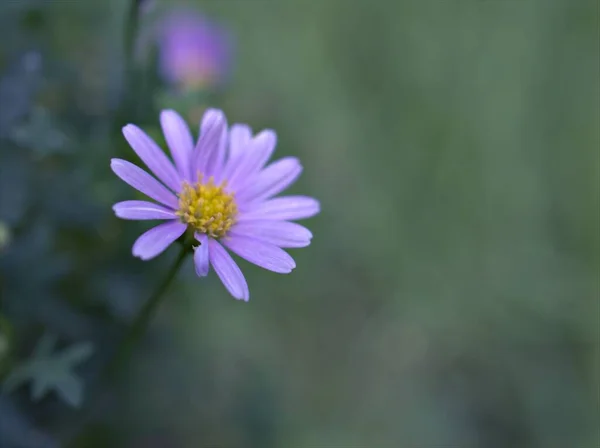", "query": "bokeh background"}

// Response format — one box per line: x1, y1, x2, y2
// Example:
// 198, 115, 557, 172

0, 0, 598, 447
